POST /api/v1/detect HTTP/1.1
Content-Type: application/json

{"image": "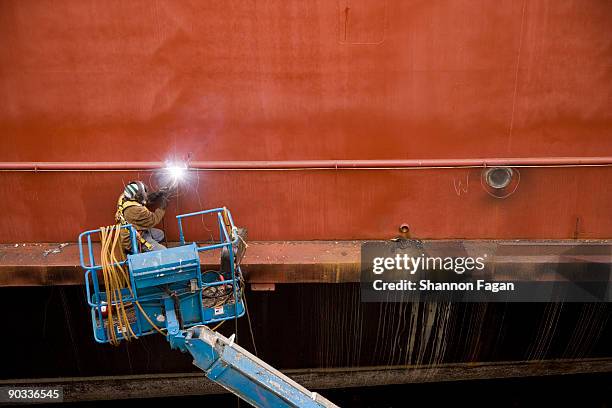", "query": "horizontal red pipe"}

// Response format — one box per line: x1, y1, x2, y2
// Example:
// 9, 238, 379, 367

0, 157, 611, 171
